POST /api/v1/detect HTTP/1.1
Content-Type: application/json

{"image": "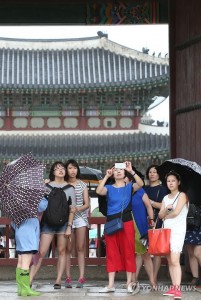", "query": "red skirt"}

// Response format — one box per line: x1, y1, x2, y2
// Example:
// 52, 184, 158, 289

105, 220, 136, 273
